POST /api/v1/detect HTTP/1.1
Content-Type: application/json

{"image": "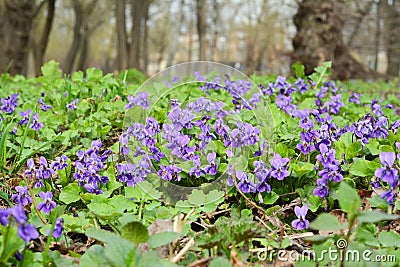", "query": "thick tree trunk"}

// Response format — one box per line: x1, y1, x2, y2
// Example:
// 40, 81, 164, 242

115, 0, 129, 70
0, 0, 34, 76
33, 0, 55, 76
196, 0, 207, 60
292, 0, 374, 80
